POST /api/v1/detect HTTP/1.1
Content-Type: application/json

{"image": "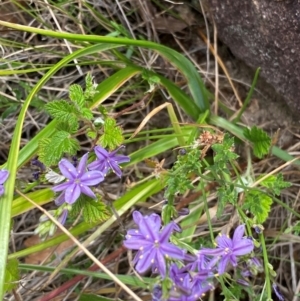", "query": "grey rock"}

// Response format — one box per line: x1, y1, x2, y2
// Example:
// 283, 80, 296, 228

206, 0, 300, 112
